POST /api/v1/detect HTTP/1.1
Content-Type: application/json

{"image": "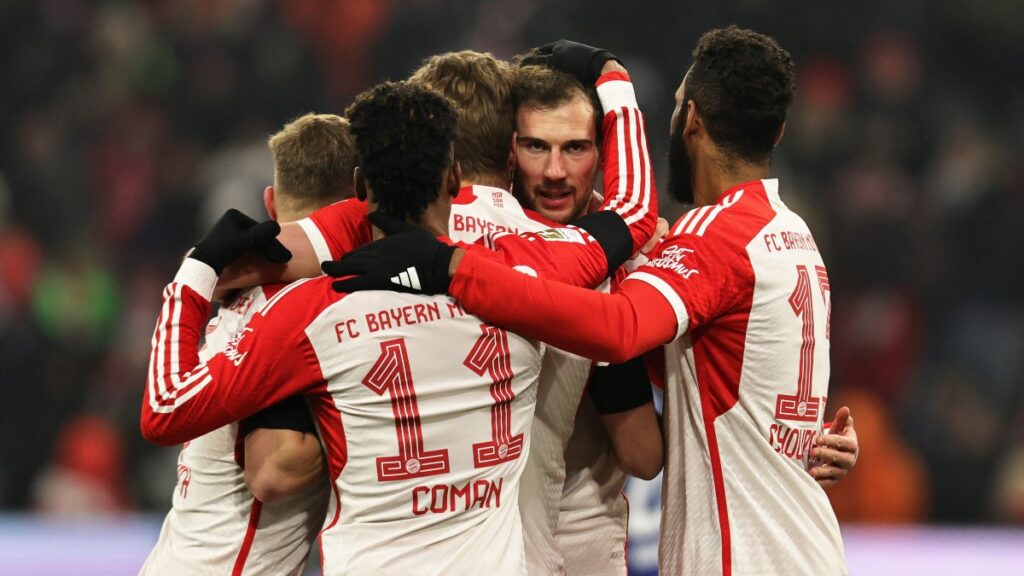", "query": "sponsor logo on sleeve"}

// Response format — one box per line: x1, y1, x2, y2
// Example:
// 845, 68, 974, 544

222, 326, 252, 366
647, 245, 700, 279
